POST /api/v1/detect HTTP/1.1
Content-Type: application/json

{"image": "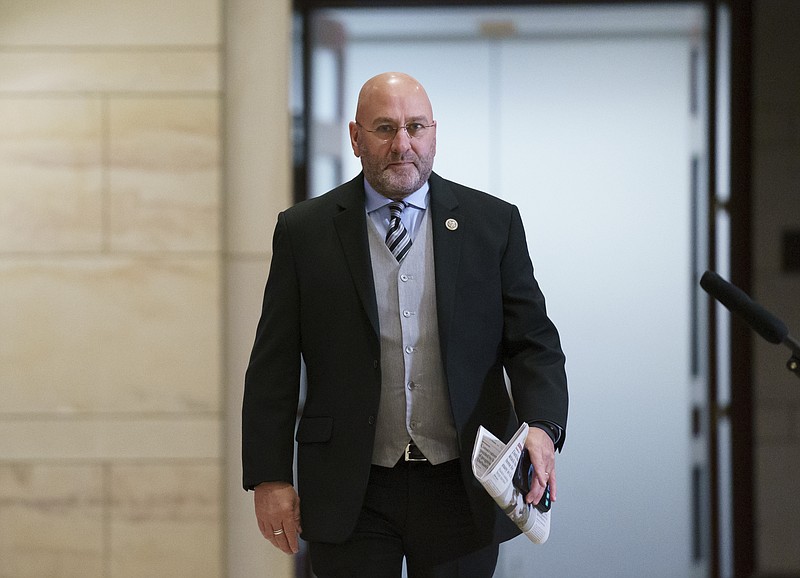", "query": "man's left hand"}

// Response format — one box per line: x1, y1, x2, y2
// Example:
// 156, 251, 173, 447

524, 426, 557, 506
